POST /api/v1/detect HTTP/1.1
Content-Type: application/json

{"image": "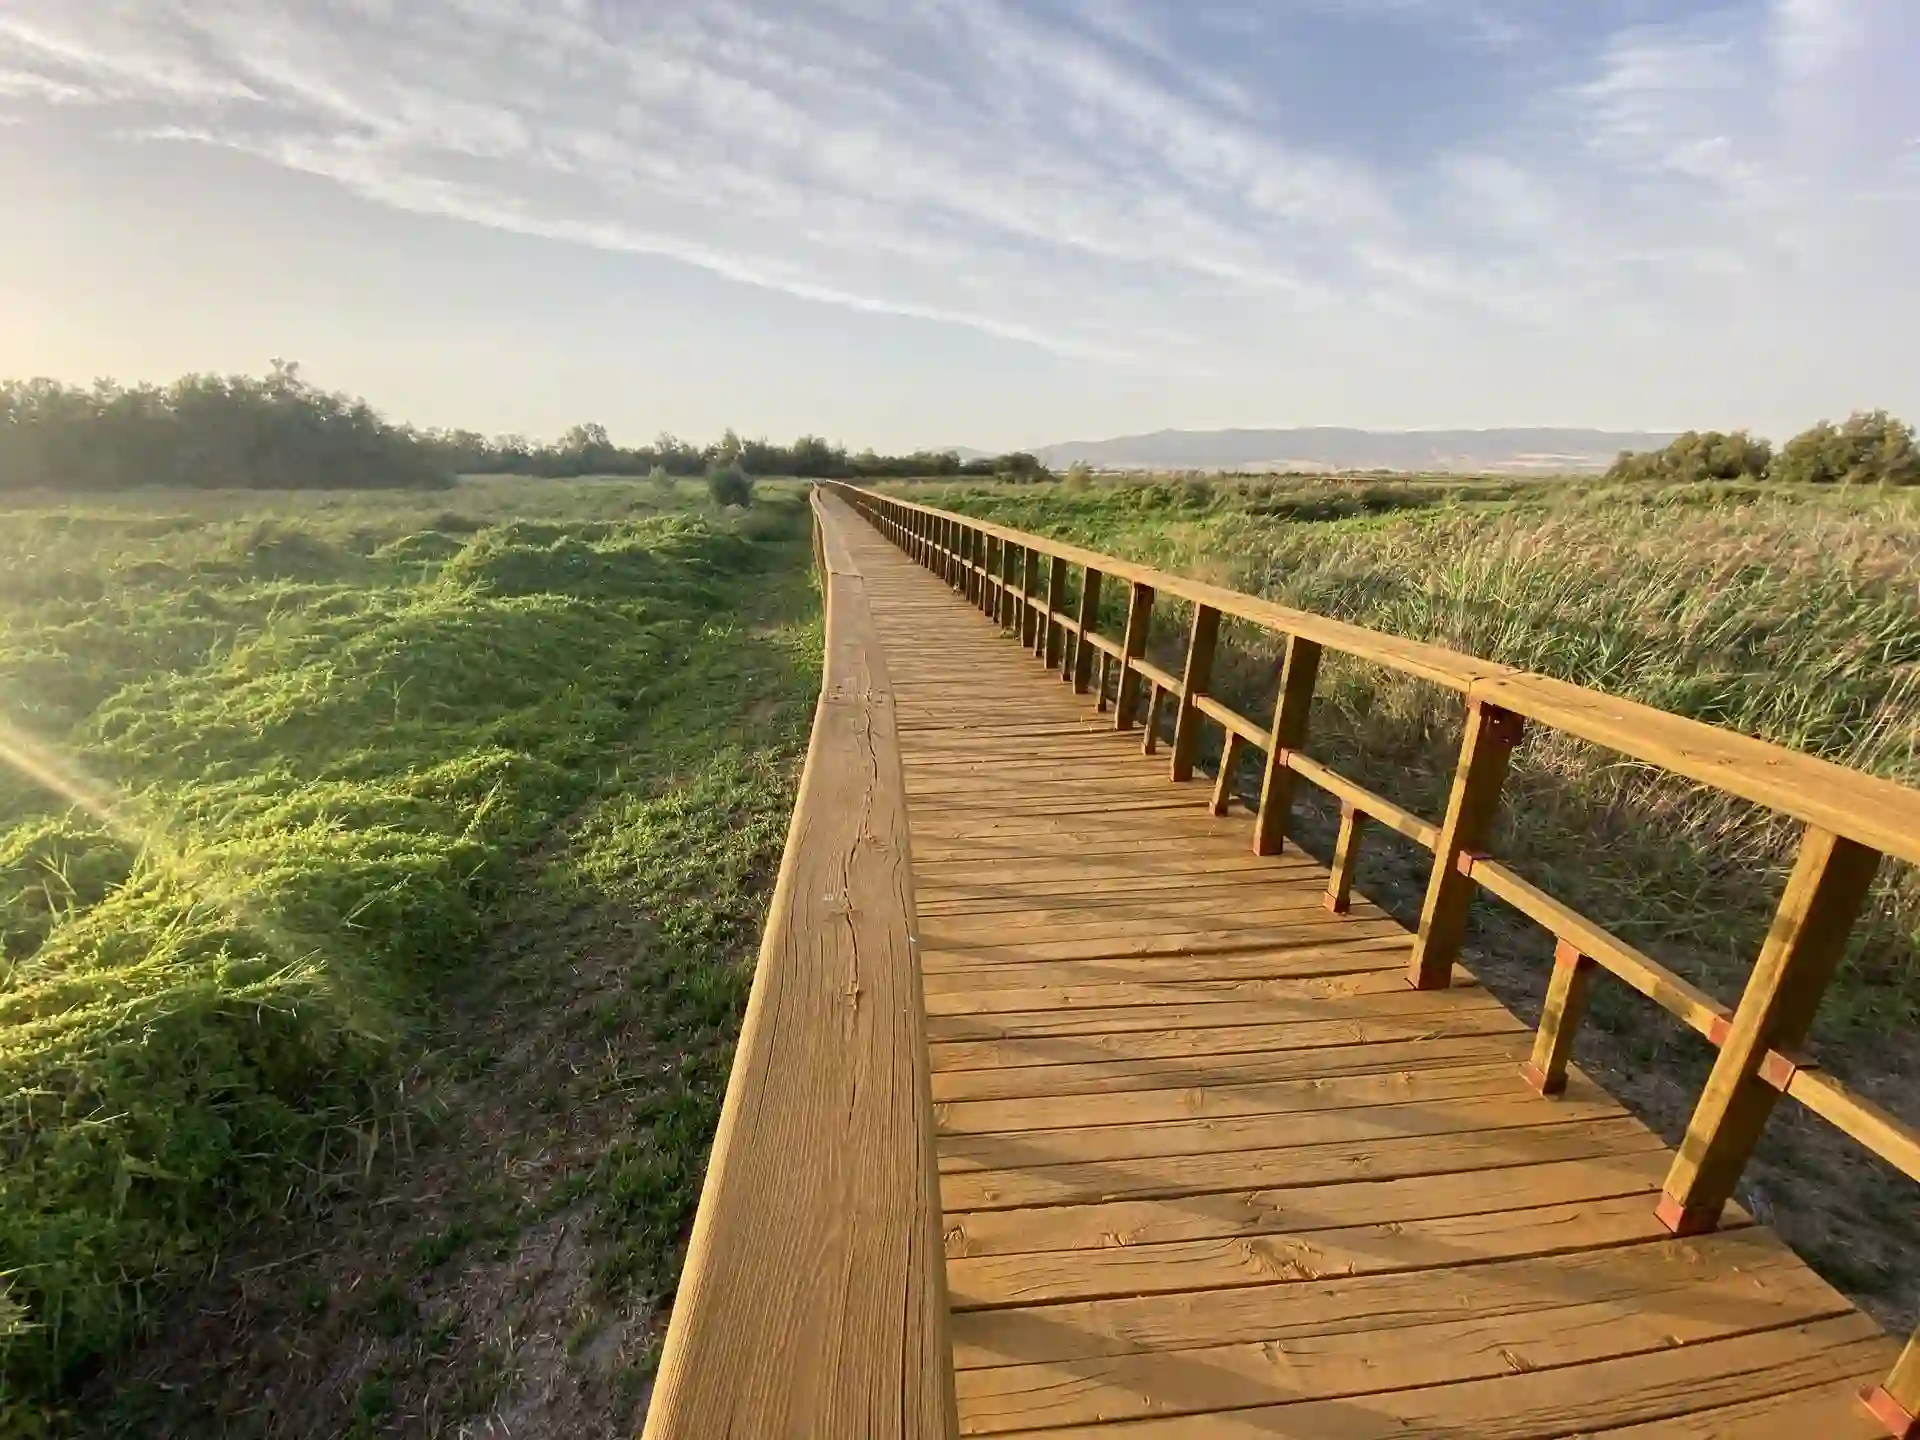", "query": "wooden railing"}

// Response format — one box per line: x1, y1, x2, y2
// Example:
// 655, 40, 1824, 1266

644, 492, 957, 1439
833, 481, 1920, 1437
